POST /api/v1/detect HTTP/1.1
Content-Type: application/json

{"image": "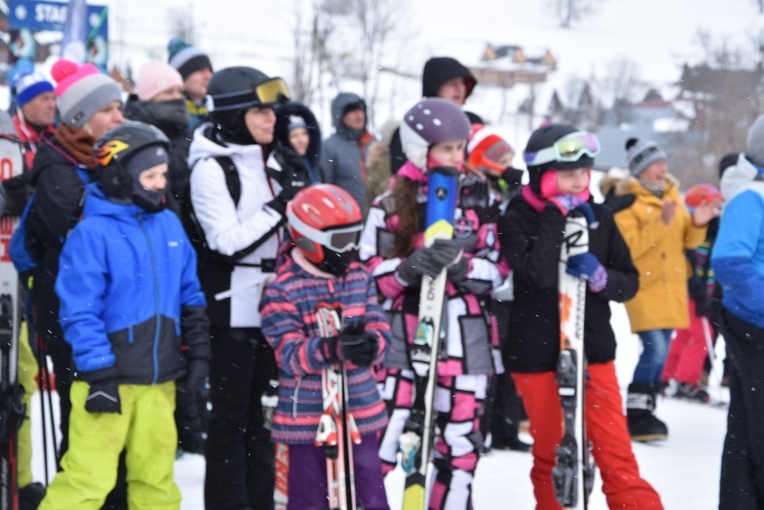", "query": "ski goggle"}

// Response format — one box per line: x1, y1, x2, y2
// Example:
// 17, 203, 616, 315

287, 210, 364, 253
207, 77, 290, 112
523, 131, 600, 166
